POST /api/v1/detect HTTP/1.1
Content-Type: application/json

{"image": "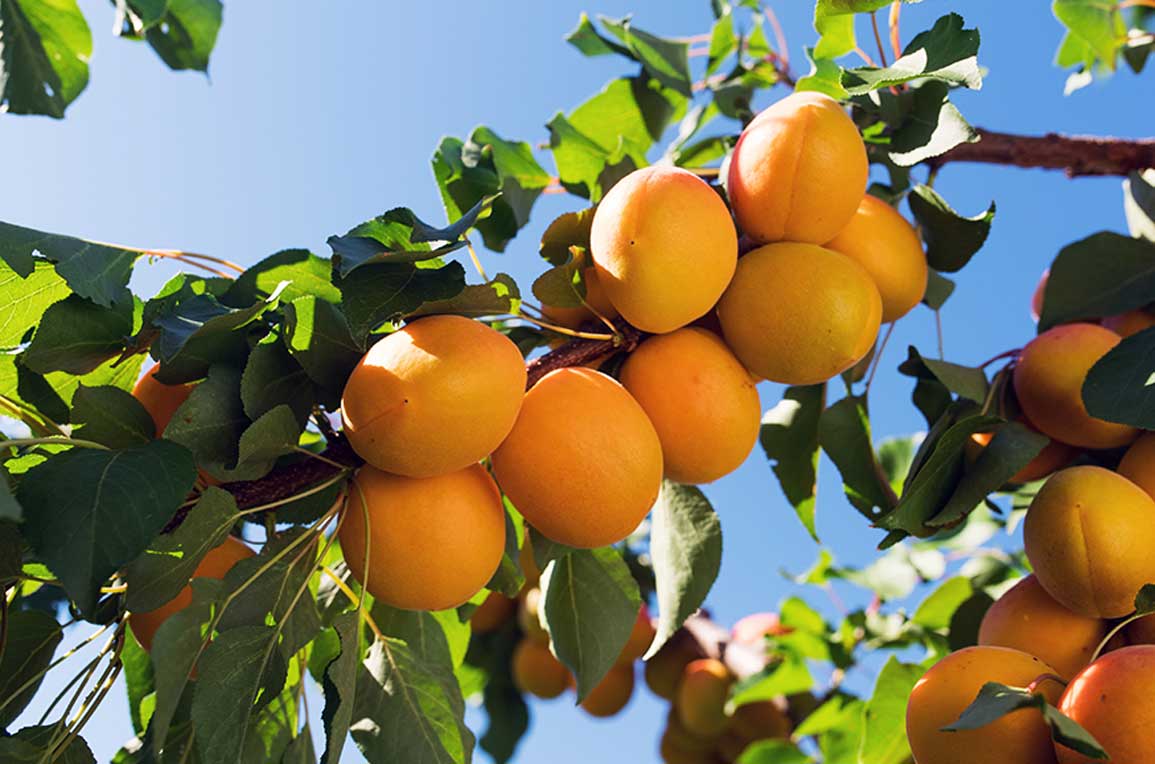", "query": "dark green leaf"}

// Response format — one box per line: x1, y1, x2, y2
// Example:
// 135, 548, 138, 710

0, 609, 63, 728
0, 261, 73, 349
281, 296, 362, 398
0, 725, 95, 763
241, 340, 315, 424
410, 274, 521, 318
1124, 170, 1155, 242
143, 0, 222, 71
1039, 232, 1155, 330
908, 185, 995, 274
1083, 325, 1155, 429
933, 422, 1049, 526
478, 634, 528, 764
23, 295, 135, 375
71, 385, 156, 448
818, 396, 895, 519
844, 13, 981, 95
923, 270, 955, 310
1135, 583, 1155, 615
0, 0, 91, 118
888, 82, 978, 166
318, 613, 358, 764
338, 261, 466, 344
898, 347, 989, 403
761, 385, 825, 541
0, 221, 140, 307
539, 209, 594, 267
859, 658, 923, 764
227, 249, 340, 306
